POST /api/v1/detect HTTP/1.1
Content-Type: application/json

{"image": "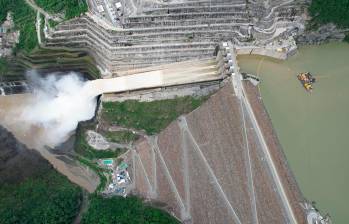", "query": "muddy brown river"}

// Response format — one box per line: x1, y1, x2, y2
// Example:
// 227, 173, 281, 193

239, 42, 349, 224
0, 94, 99, 192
